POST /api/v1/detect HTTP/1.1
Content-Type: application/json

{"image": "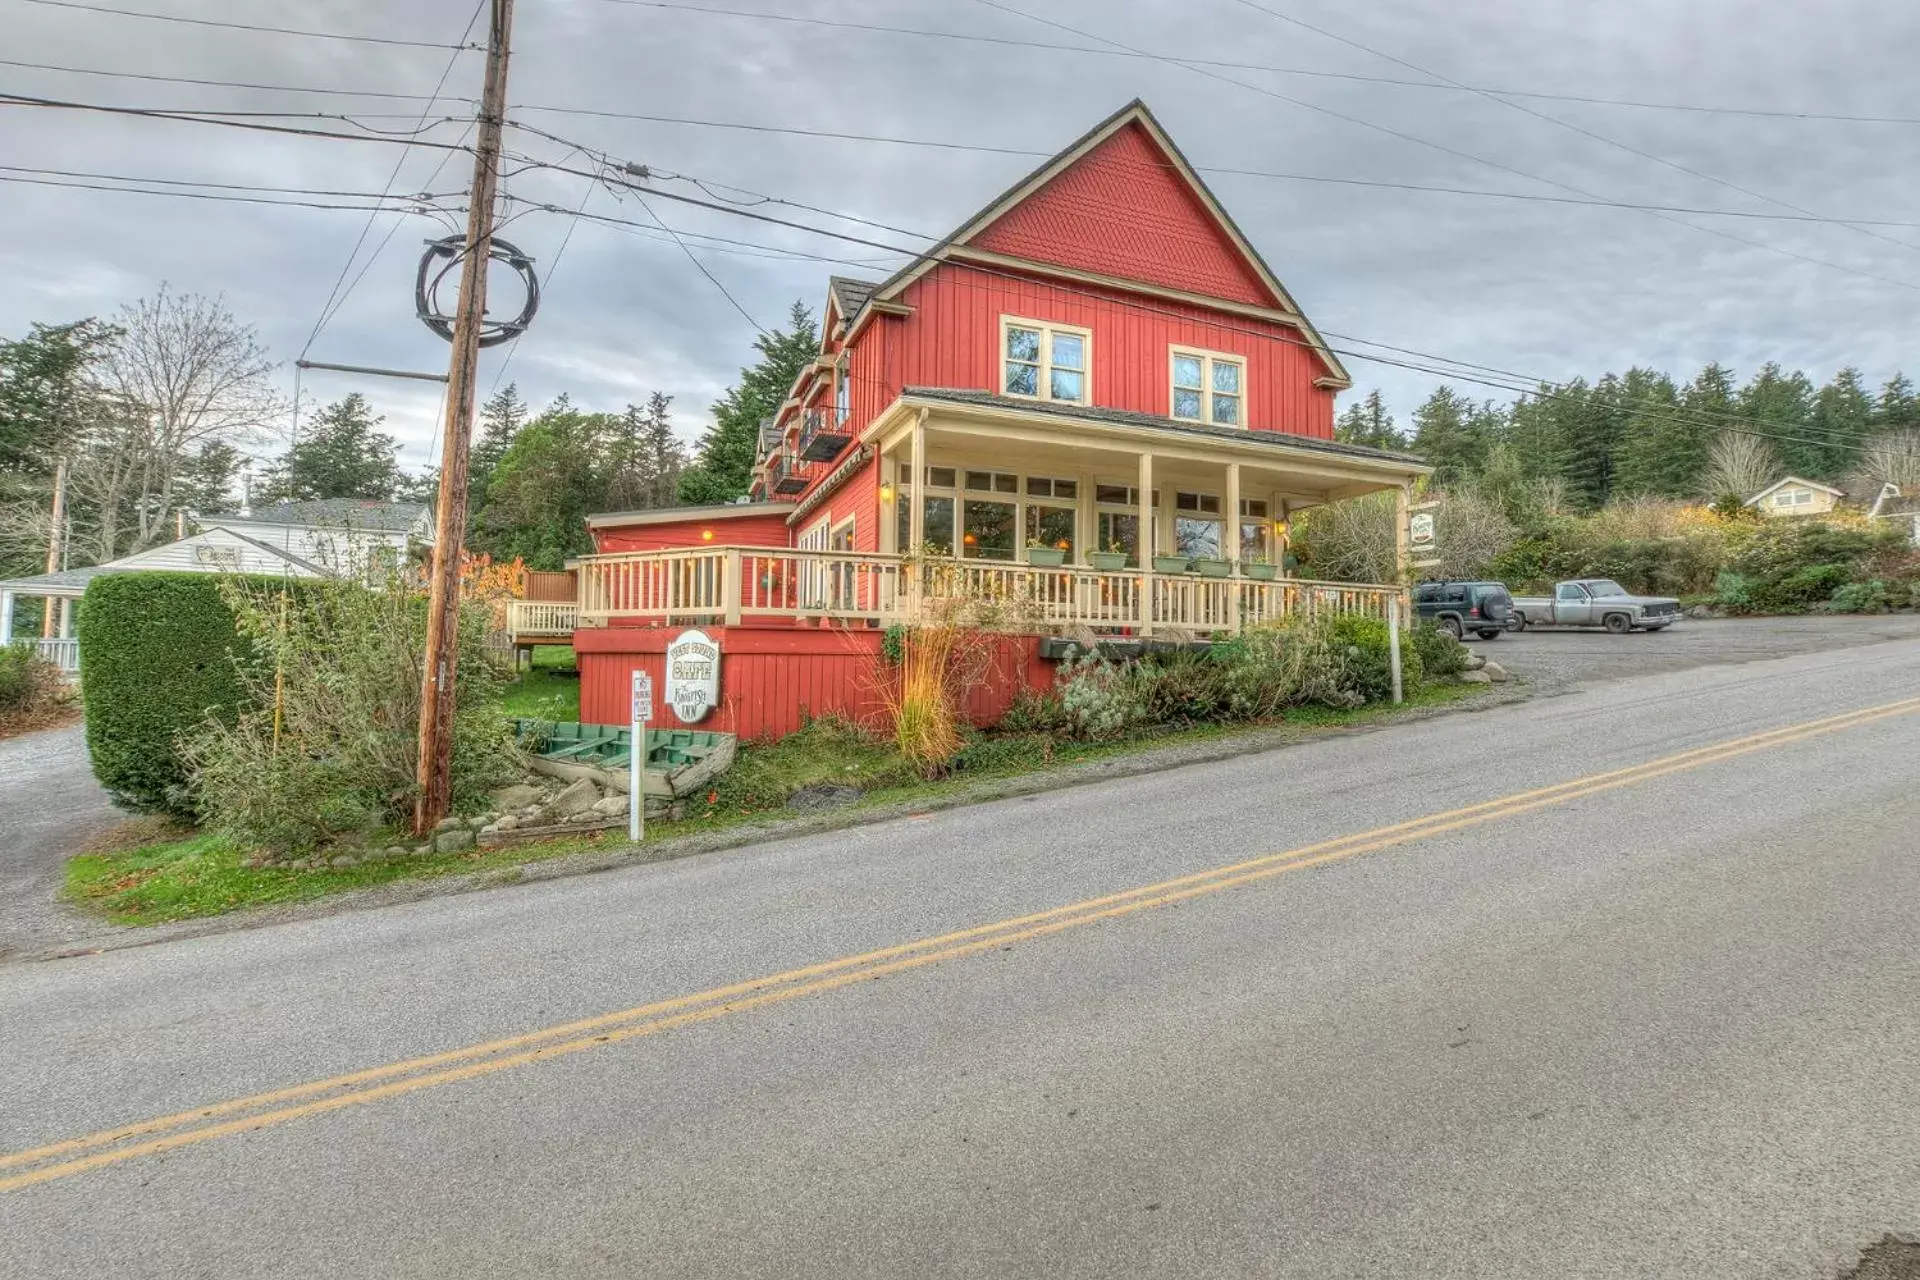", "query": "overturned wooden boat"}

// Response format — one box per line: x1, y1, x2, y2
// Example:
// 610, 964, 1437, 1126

513, 720, 735, 799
